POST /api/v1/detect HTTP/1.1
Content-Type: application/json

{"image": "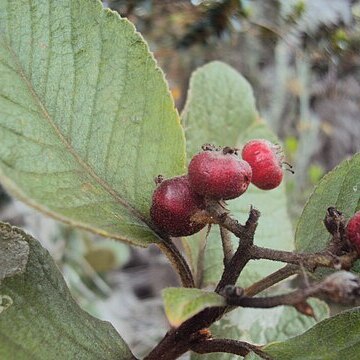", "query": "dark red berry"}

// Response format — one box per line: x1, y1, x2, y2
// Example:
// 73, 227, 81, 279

241, 139, 284, 190
188, 146, 252, 200
346, 211, 360, 253
150, 175, 206, 237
